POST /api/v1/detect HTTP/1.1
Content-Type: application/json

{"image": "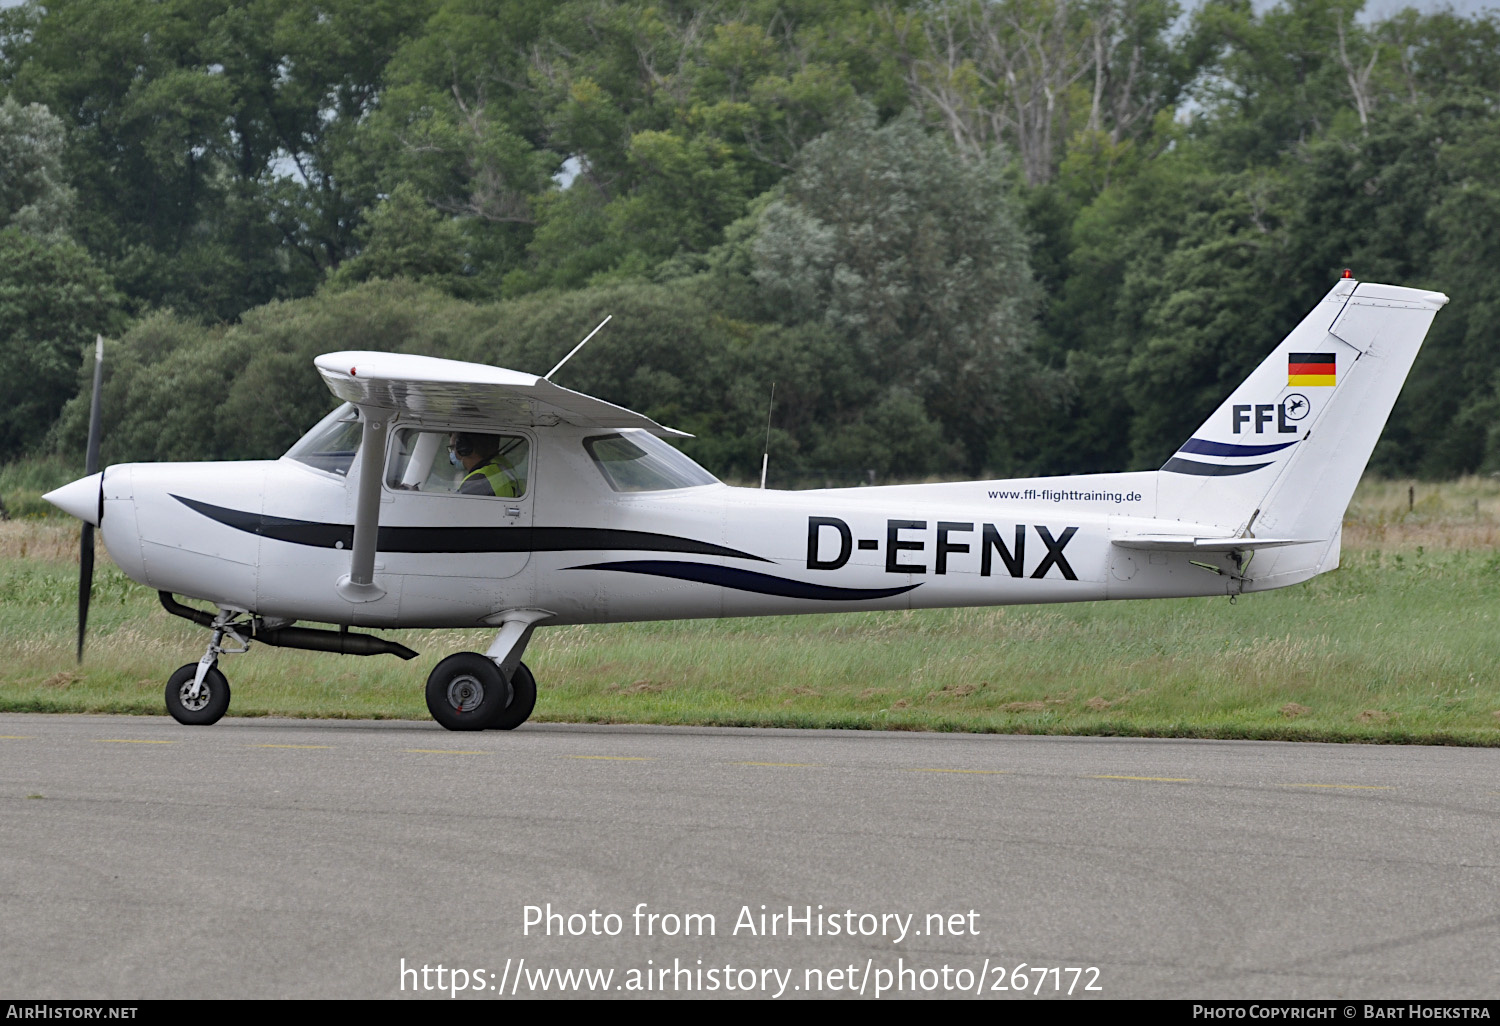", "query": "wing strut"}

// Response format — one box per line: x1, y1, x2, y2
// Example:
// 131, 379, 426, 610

337, 406, 391, 603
